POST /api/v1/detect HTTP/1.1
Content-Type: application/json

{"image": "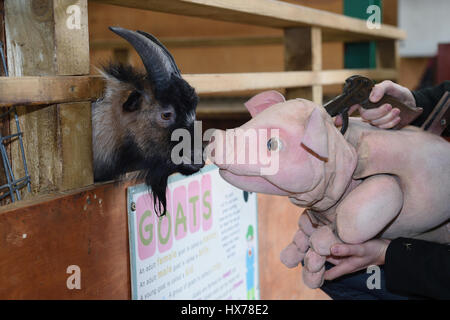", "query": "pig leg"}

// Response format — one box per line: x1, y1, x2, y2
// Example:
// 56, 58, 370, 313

336, 174, 404, 244
280, 228, 309, 268
280, 211, 316, 268
303, 225, 342, 289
